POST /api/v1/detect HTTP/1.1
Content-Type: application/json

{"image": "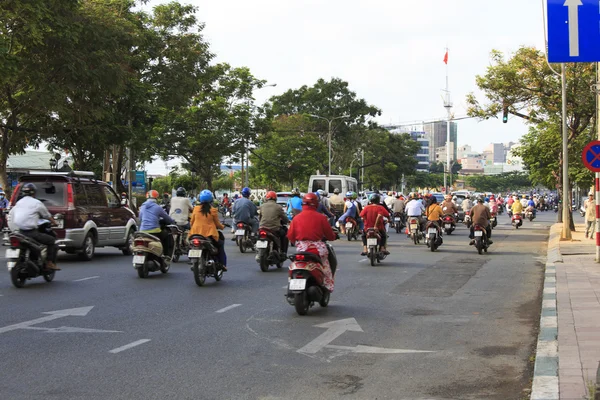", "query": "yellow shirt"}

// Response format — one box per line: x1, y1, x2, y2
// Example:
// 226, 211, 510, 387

511, 201, 523, 214
426, 204, 444, 221
189, 206, 224, 241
